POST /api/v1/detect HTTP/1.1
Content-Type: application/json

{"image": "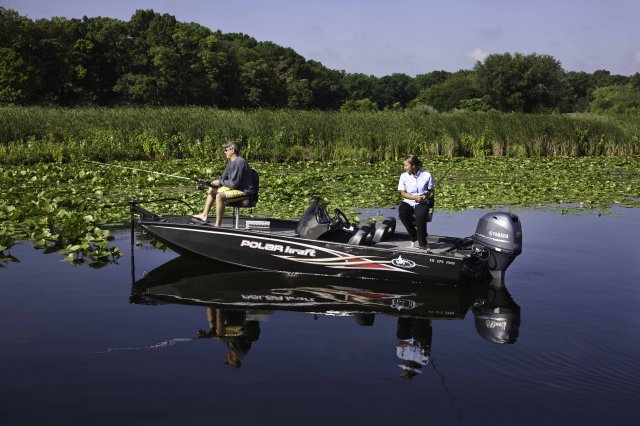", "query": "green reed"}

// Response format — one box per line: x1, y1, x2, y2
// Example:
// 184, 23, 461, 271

0, 107, 638, 164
